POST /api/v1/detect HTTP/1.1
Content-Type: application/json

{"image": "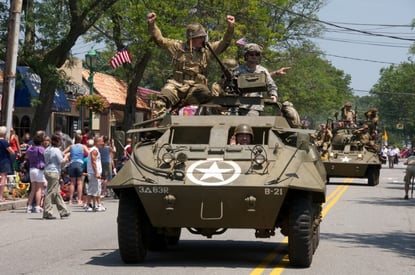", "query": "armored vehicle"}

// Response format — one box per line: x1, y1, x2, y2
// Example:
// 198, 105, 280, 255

322, 122, 381, 186
109, 93, 327, 267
